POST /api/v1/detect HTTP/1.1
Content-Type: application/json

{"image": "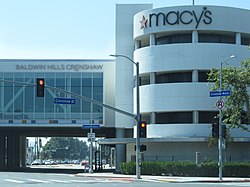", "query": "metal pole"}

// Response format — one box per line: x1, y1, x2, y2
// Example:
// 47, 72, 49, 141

89, 126, 93, 173
219, 61, 223, 180
89, 82, 94, 173
218, 55, 235, 180
135, 62, 141, 179
110, 54, 141, 179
